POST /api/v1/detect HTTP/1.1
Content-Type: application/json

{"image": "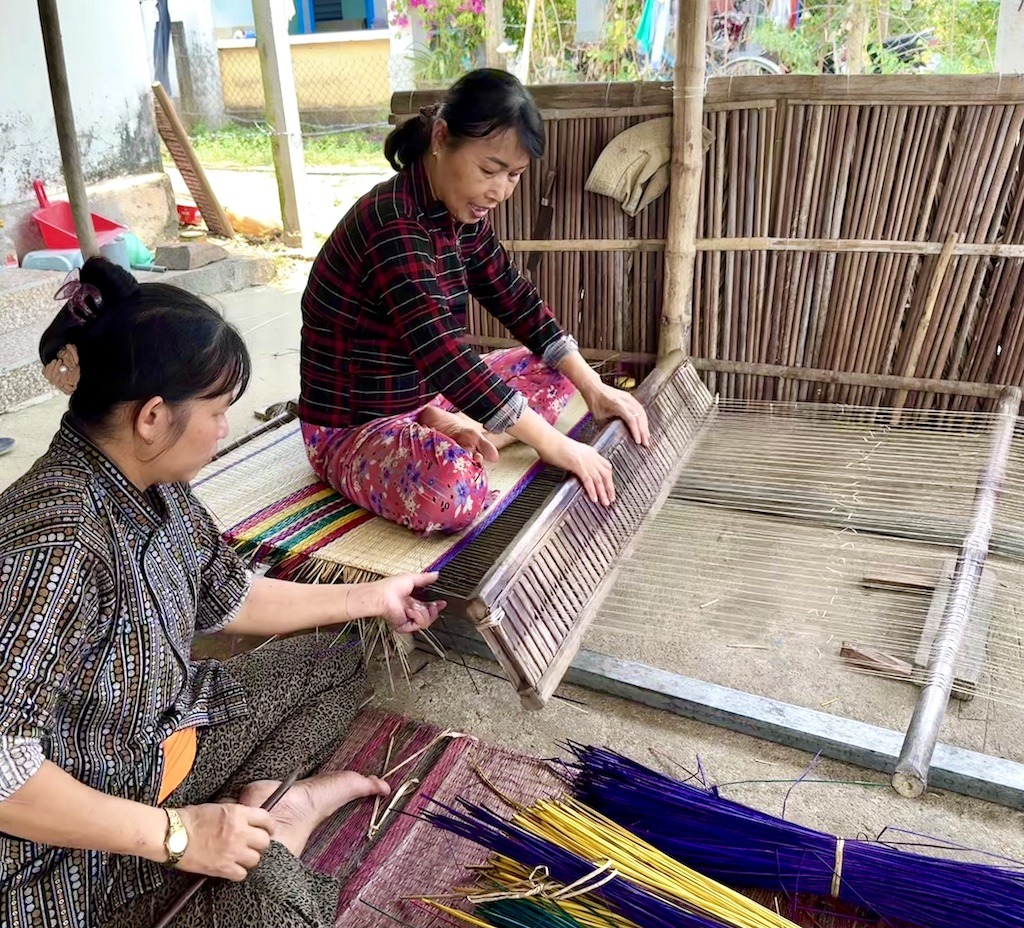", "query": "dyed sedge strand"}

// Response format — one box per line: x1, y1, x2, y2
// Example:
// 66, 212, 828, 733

425, 798, 734, 928
510, 797, 798, 928
568, 744, 1024, 928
